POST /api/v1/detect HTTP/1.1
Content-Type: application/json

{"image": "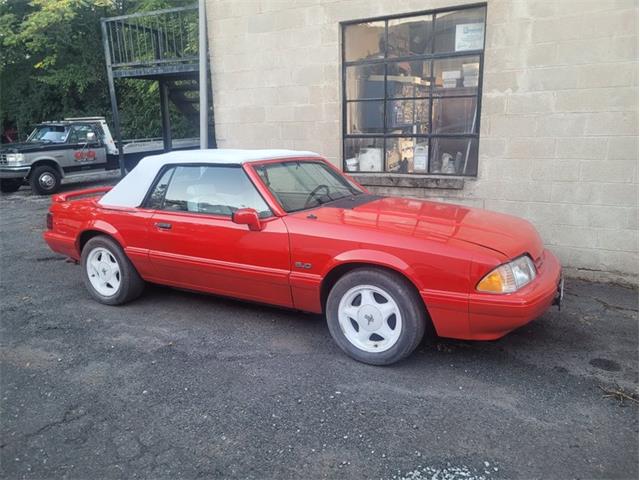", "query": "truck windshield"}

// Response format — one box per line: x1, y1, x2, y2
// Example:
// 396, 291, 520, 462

27, 126, 68, 144
254, 160, 363, 213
